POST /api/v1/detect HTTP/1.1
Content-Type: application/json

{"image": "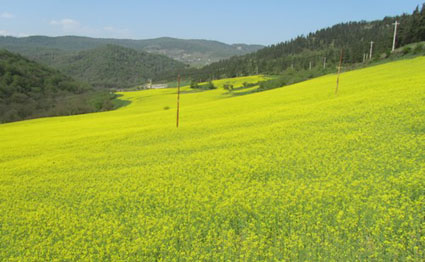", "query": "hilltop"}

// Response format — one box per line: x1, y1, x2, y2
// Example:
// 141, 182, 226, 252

177, 4, 425, 81
0, 36, 263, 67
